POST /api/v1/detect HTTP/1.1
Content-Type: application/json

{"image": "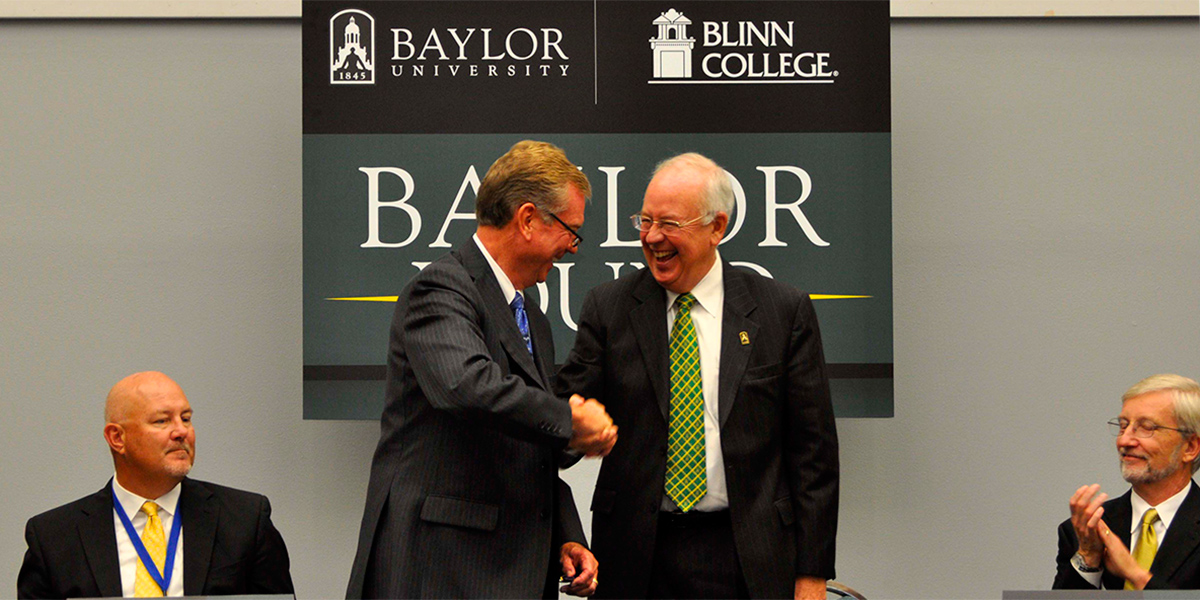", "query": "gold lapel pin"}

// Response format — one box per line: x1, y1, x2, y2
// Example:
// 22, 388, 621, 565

739, 331, 750, 345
